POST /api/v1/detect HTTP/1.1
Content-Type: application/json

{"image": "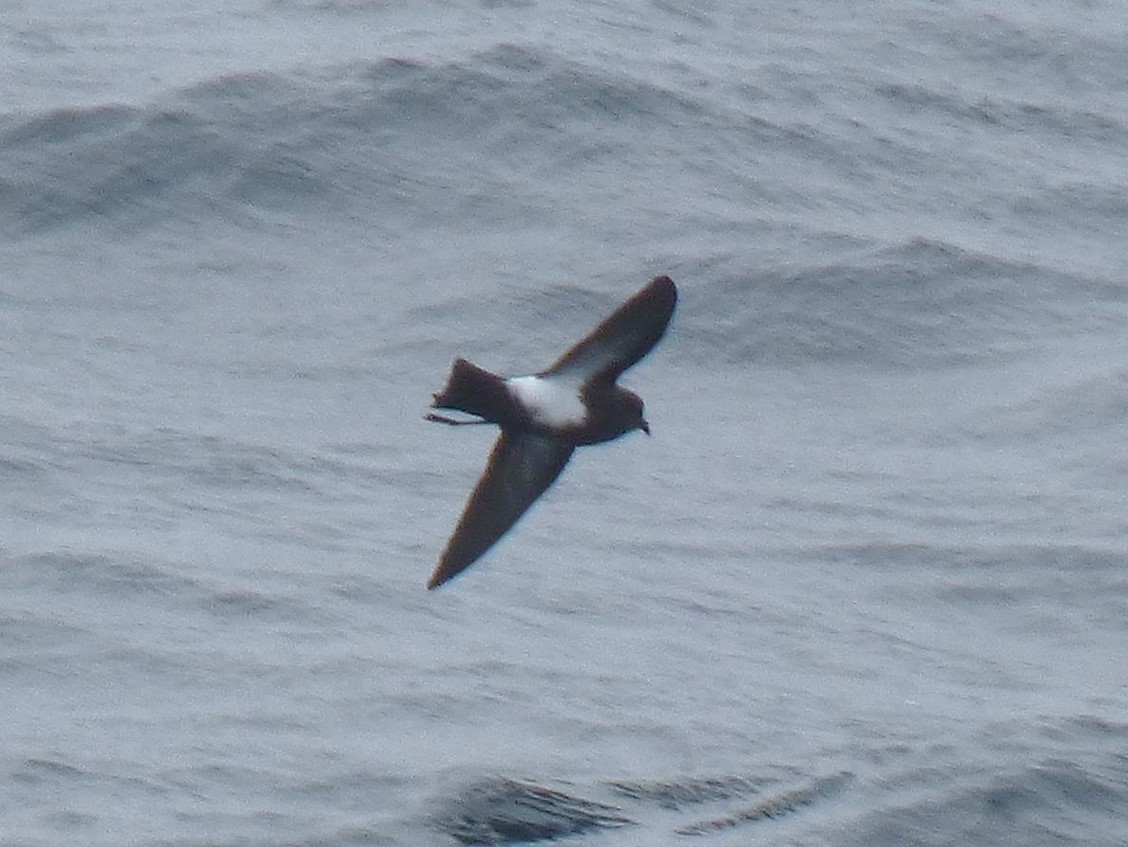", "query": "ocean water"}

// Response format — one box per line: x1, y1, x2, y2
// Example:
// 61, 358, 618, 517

3, 1, 1128, 844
